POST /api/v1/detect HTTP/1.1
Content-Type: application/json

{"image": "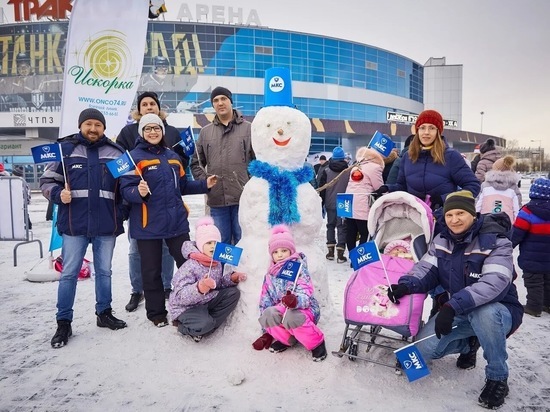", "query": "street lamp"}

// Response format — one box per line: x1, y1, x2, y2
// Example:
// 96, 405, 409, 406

531, 139, 542, 172
480, 111, 484, 133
